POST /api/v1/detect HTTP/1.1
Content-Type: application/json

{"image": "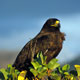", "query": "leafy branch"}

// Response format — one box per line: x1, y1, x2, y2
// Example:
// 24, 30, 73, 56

0, 52, 80, 80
